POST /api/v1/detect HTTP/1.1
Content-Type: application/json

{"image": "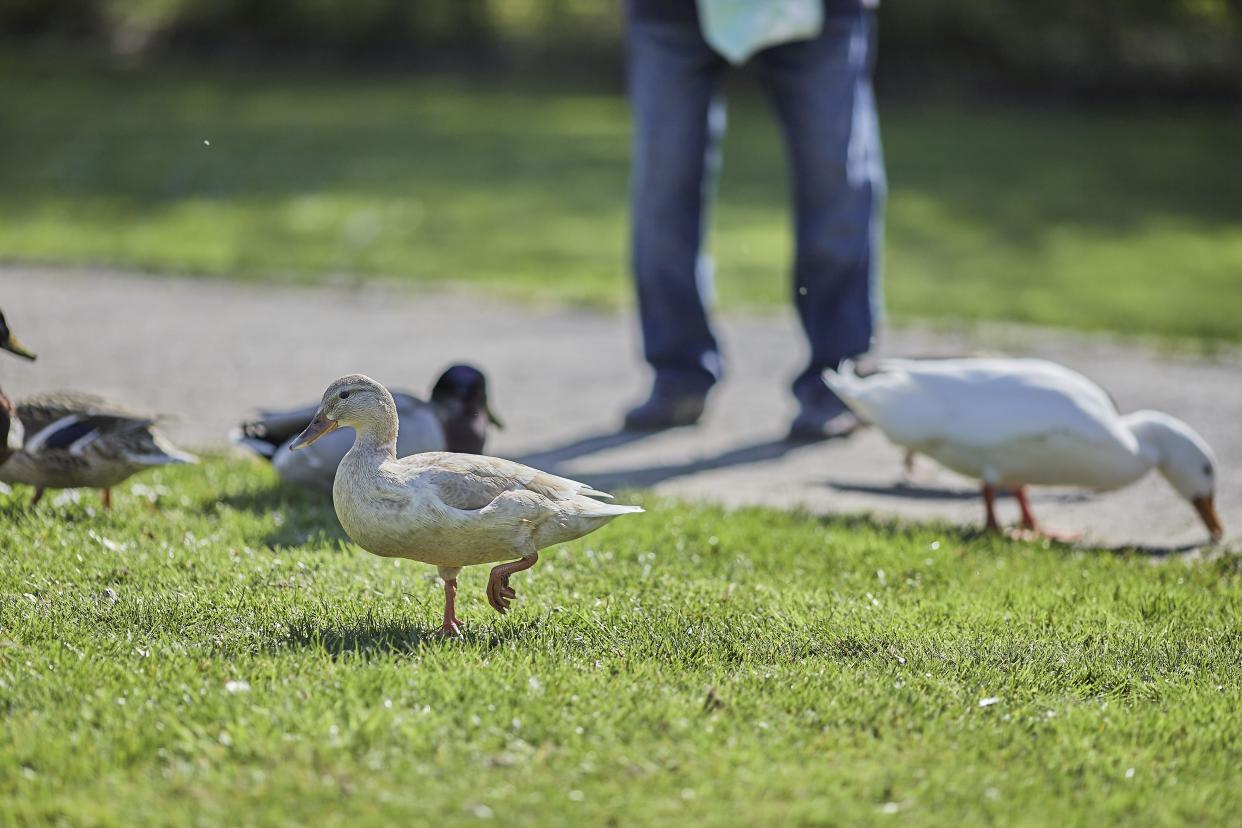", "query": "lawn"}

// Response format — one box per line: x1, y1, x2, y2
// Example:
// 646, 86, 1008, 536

1, 457, 1240, 826
1, 59, 1240, 342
